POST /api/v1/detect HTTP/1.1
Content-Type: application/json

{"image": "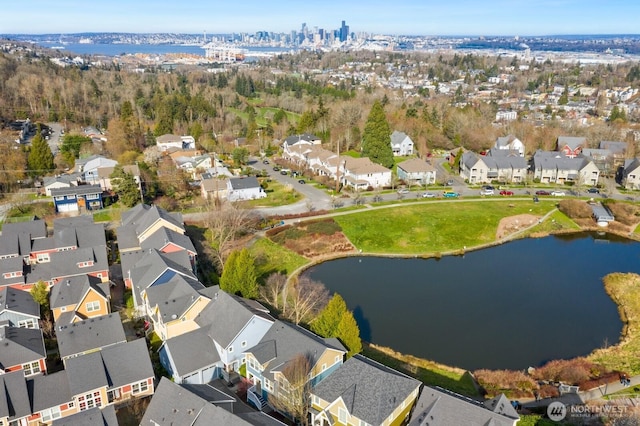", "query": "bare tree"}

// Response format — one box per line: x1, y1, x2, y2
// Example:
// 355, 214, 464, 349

202, 202, 257, 272
270, 353, 313, 426
259, 272, 287, 311
285, 276, 329, 325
